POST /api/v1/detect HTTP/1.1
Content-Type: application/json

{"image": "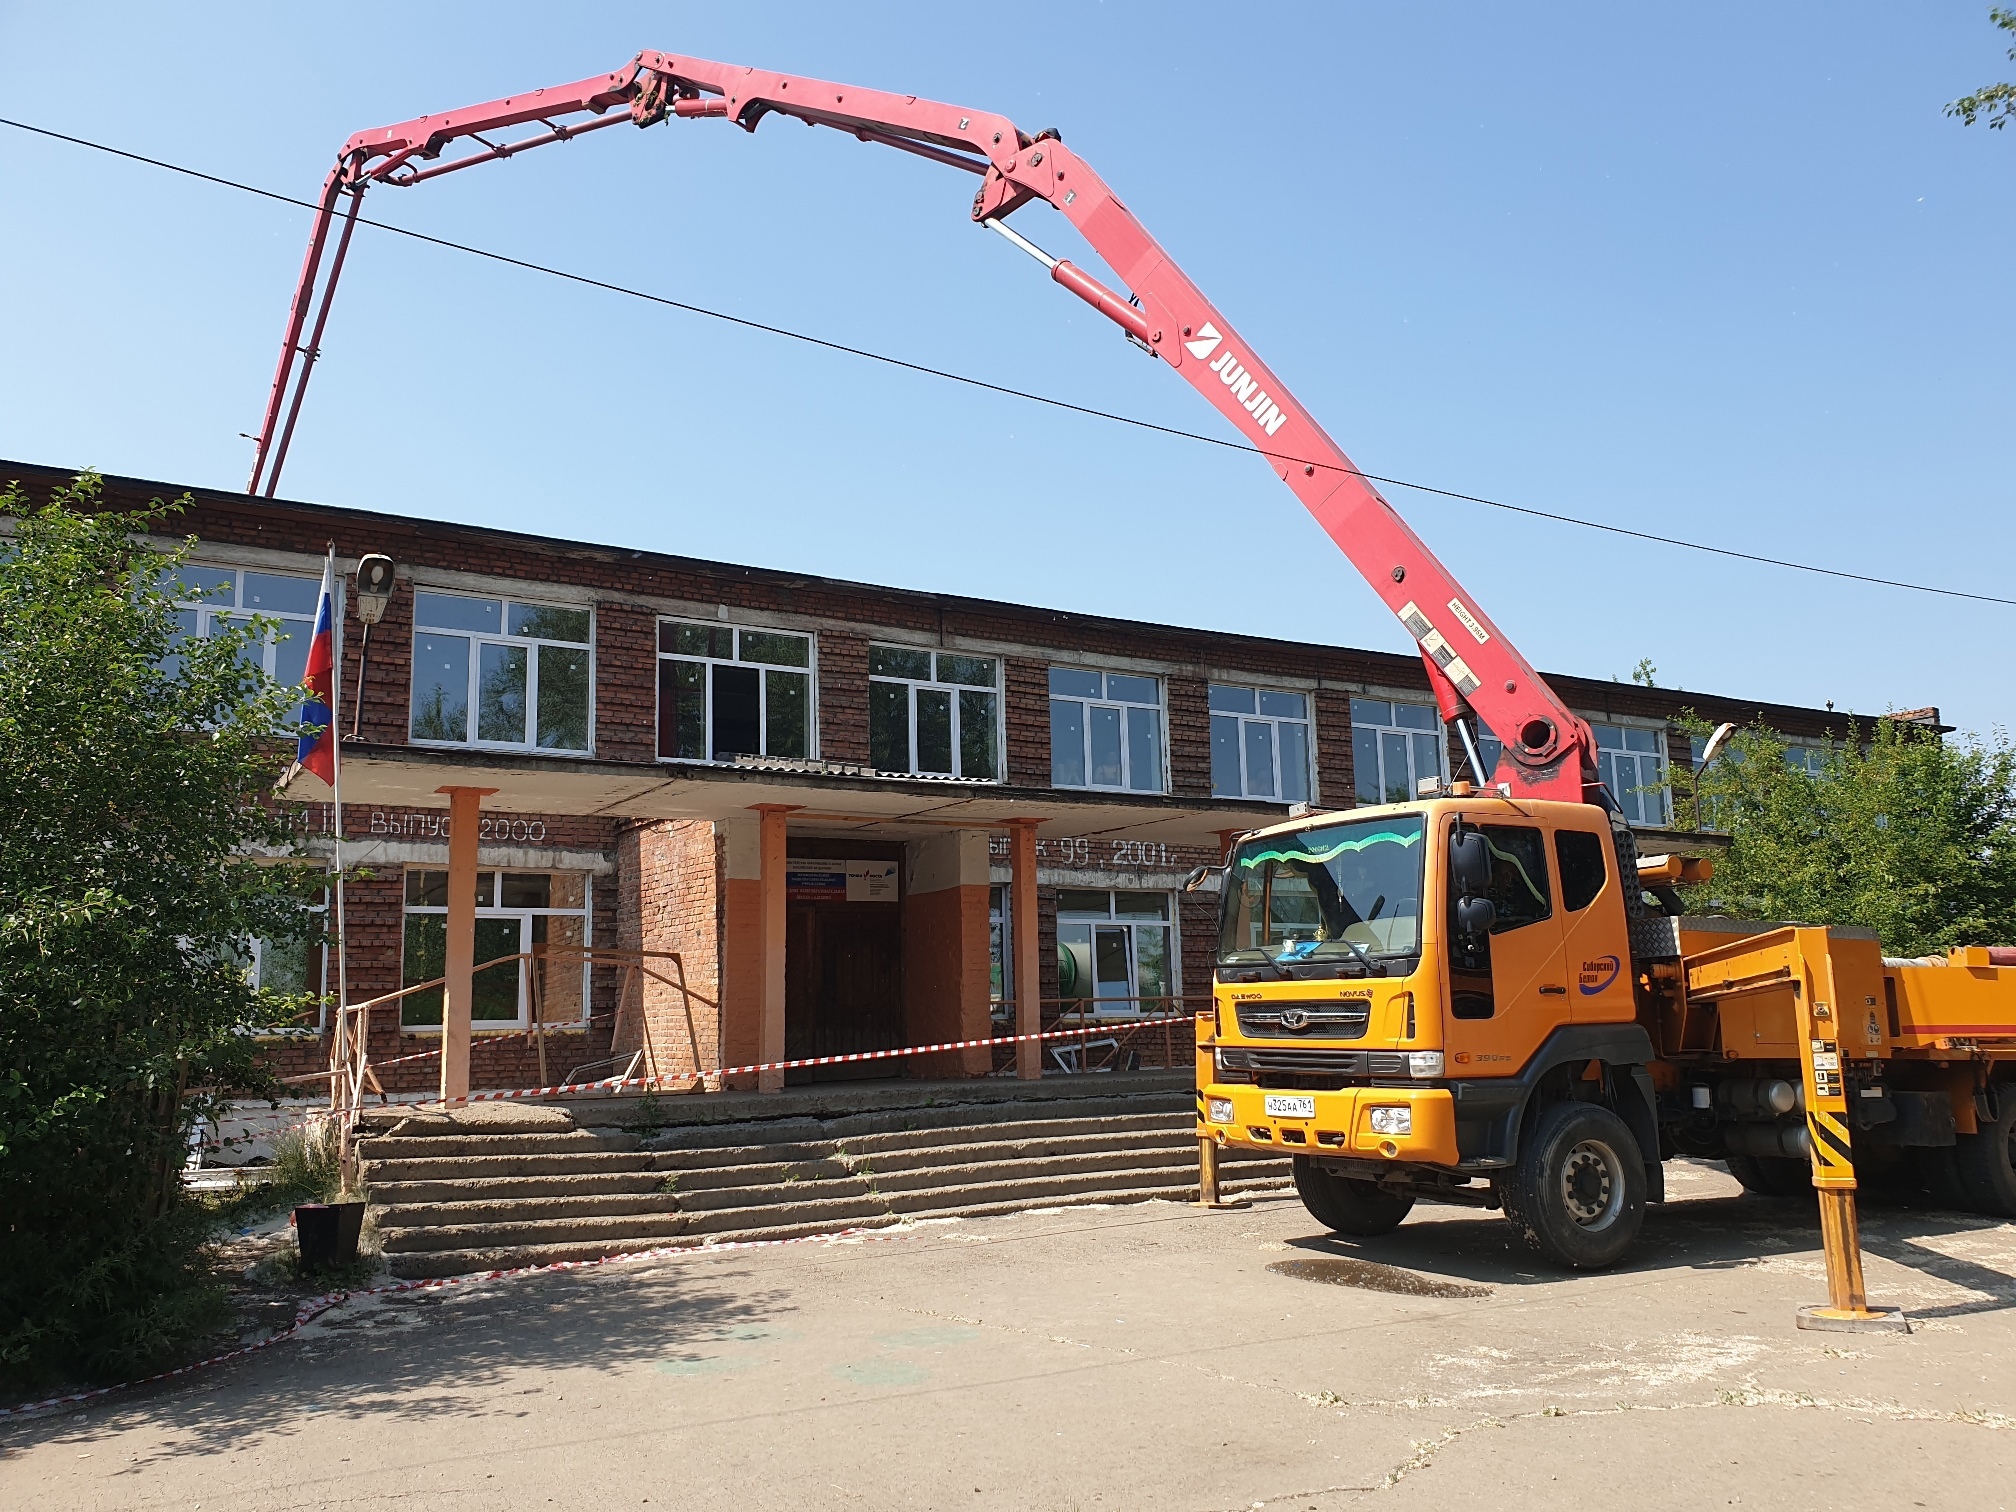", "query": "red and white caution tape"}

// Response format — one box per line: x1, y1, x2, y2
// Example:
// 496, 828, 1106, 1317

454, 1013, 1198, 1105
0, 1223, 913, 1421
